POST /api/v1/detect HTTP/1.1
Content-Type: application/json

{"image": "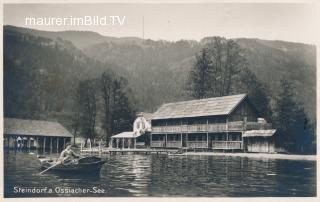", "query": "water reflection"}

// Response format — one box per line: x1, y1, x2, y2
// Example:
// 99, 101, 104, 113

4, 150, 316, 197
